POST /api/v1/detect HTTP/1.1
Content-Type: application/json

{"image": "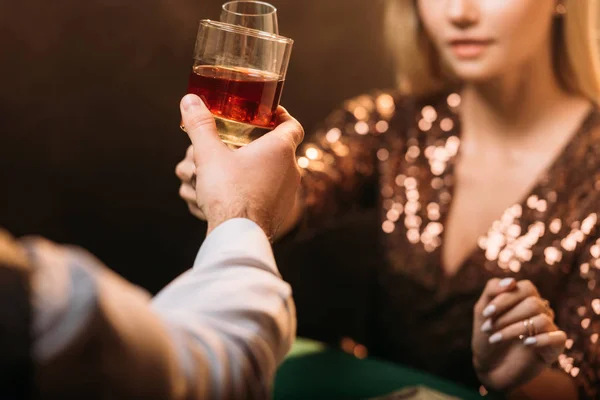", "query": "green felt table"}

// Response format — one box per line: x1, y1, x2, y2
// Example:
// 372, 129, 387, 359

273, 339, 490, 400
